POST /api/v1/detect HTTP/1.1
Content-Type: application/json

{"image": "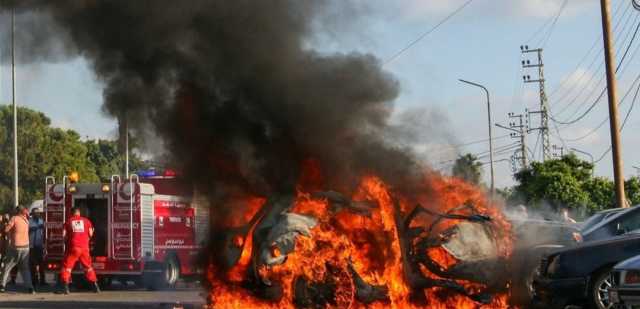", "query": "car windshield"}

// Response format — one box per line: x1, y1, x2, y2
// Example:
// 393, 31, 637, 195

580, 213, 606, 232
